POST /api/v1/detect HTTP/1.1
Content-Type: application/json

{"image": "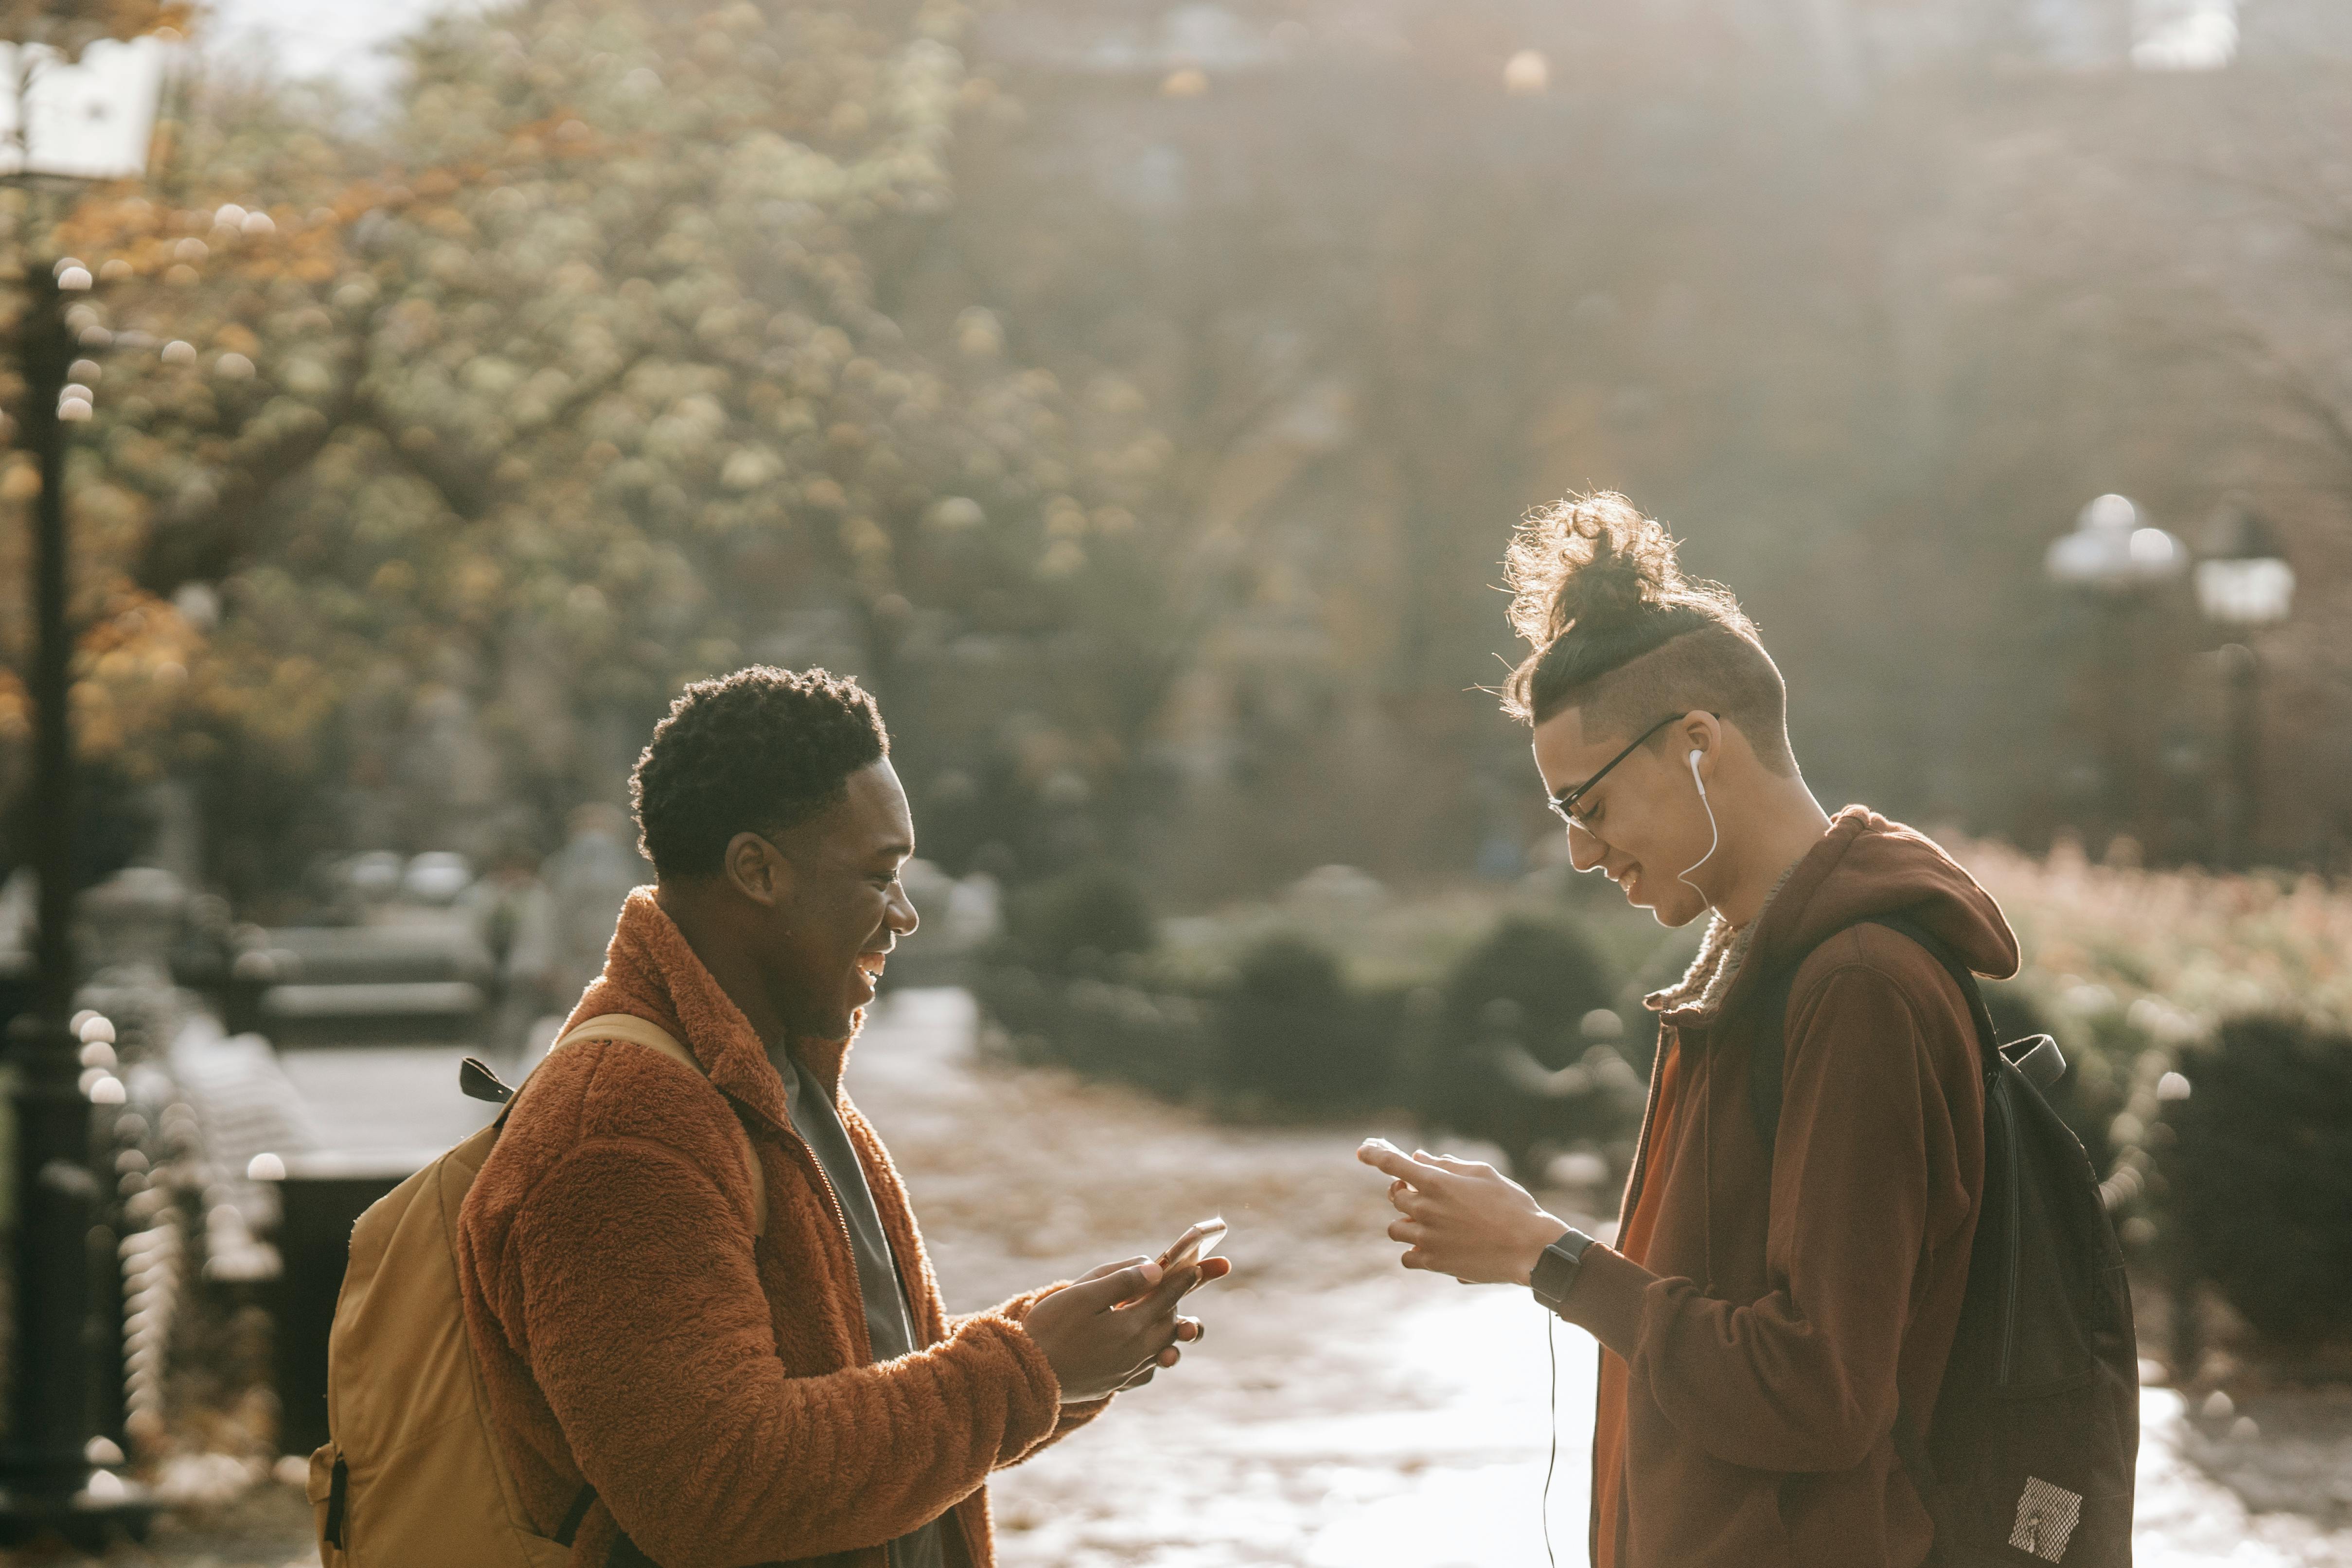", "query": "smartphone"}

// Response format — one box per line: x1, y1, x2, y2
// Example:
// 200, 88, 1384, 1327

1157, 1217, 1229, 1273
